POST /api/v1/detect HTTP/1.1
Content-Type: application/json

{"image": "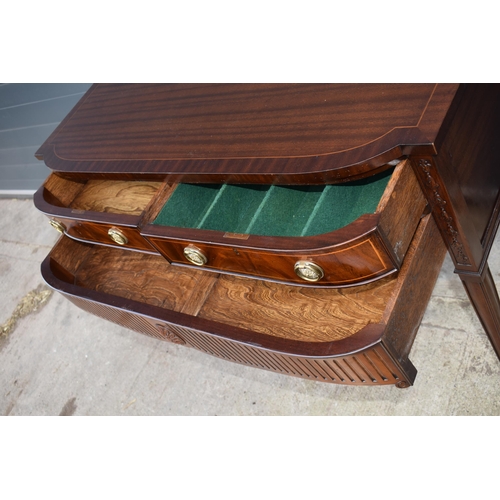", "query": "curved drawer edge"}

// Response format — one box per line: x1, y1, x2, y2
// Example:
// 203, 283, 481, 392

41, 253, 386, 359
